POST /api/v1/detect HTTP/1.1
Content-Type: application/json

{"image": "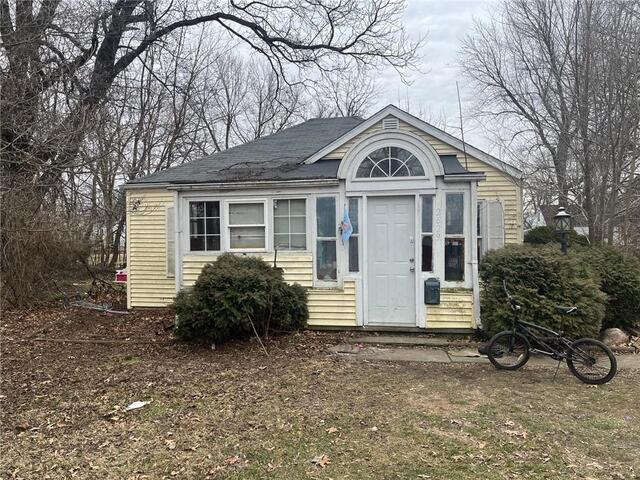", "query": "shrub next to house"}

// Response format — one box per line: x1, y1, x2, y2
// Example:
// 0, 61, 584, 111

173, 254, 308, 343
578, 246, 640, 330
479, 244, 605, 339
